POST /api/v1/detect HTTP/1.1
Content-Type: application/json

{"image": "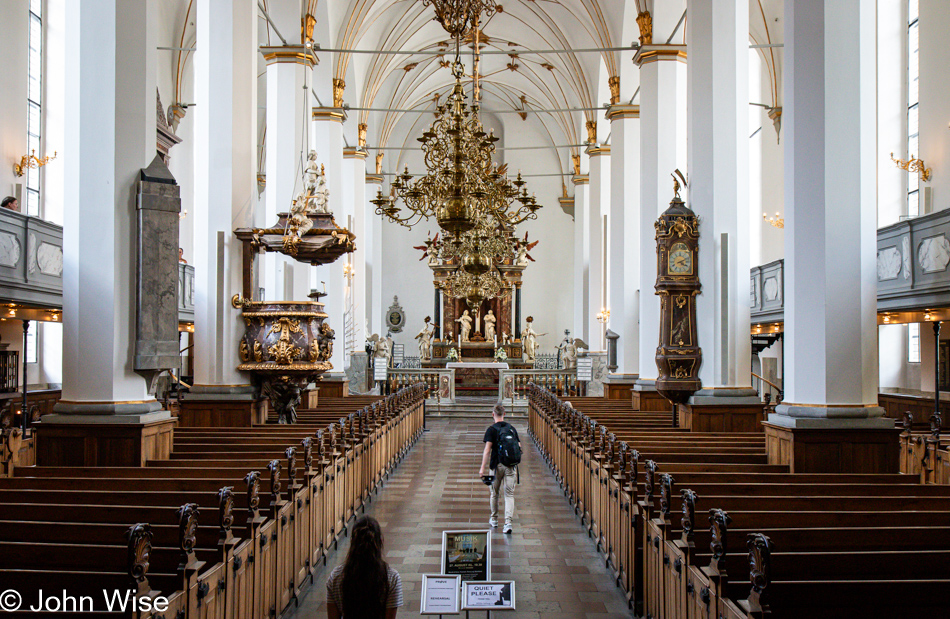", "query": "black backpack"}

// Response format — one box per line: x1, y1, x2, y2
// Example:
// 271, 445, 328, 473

497, 424, 522, 467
